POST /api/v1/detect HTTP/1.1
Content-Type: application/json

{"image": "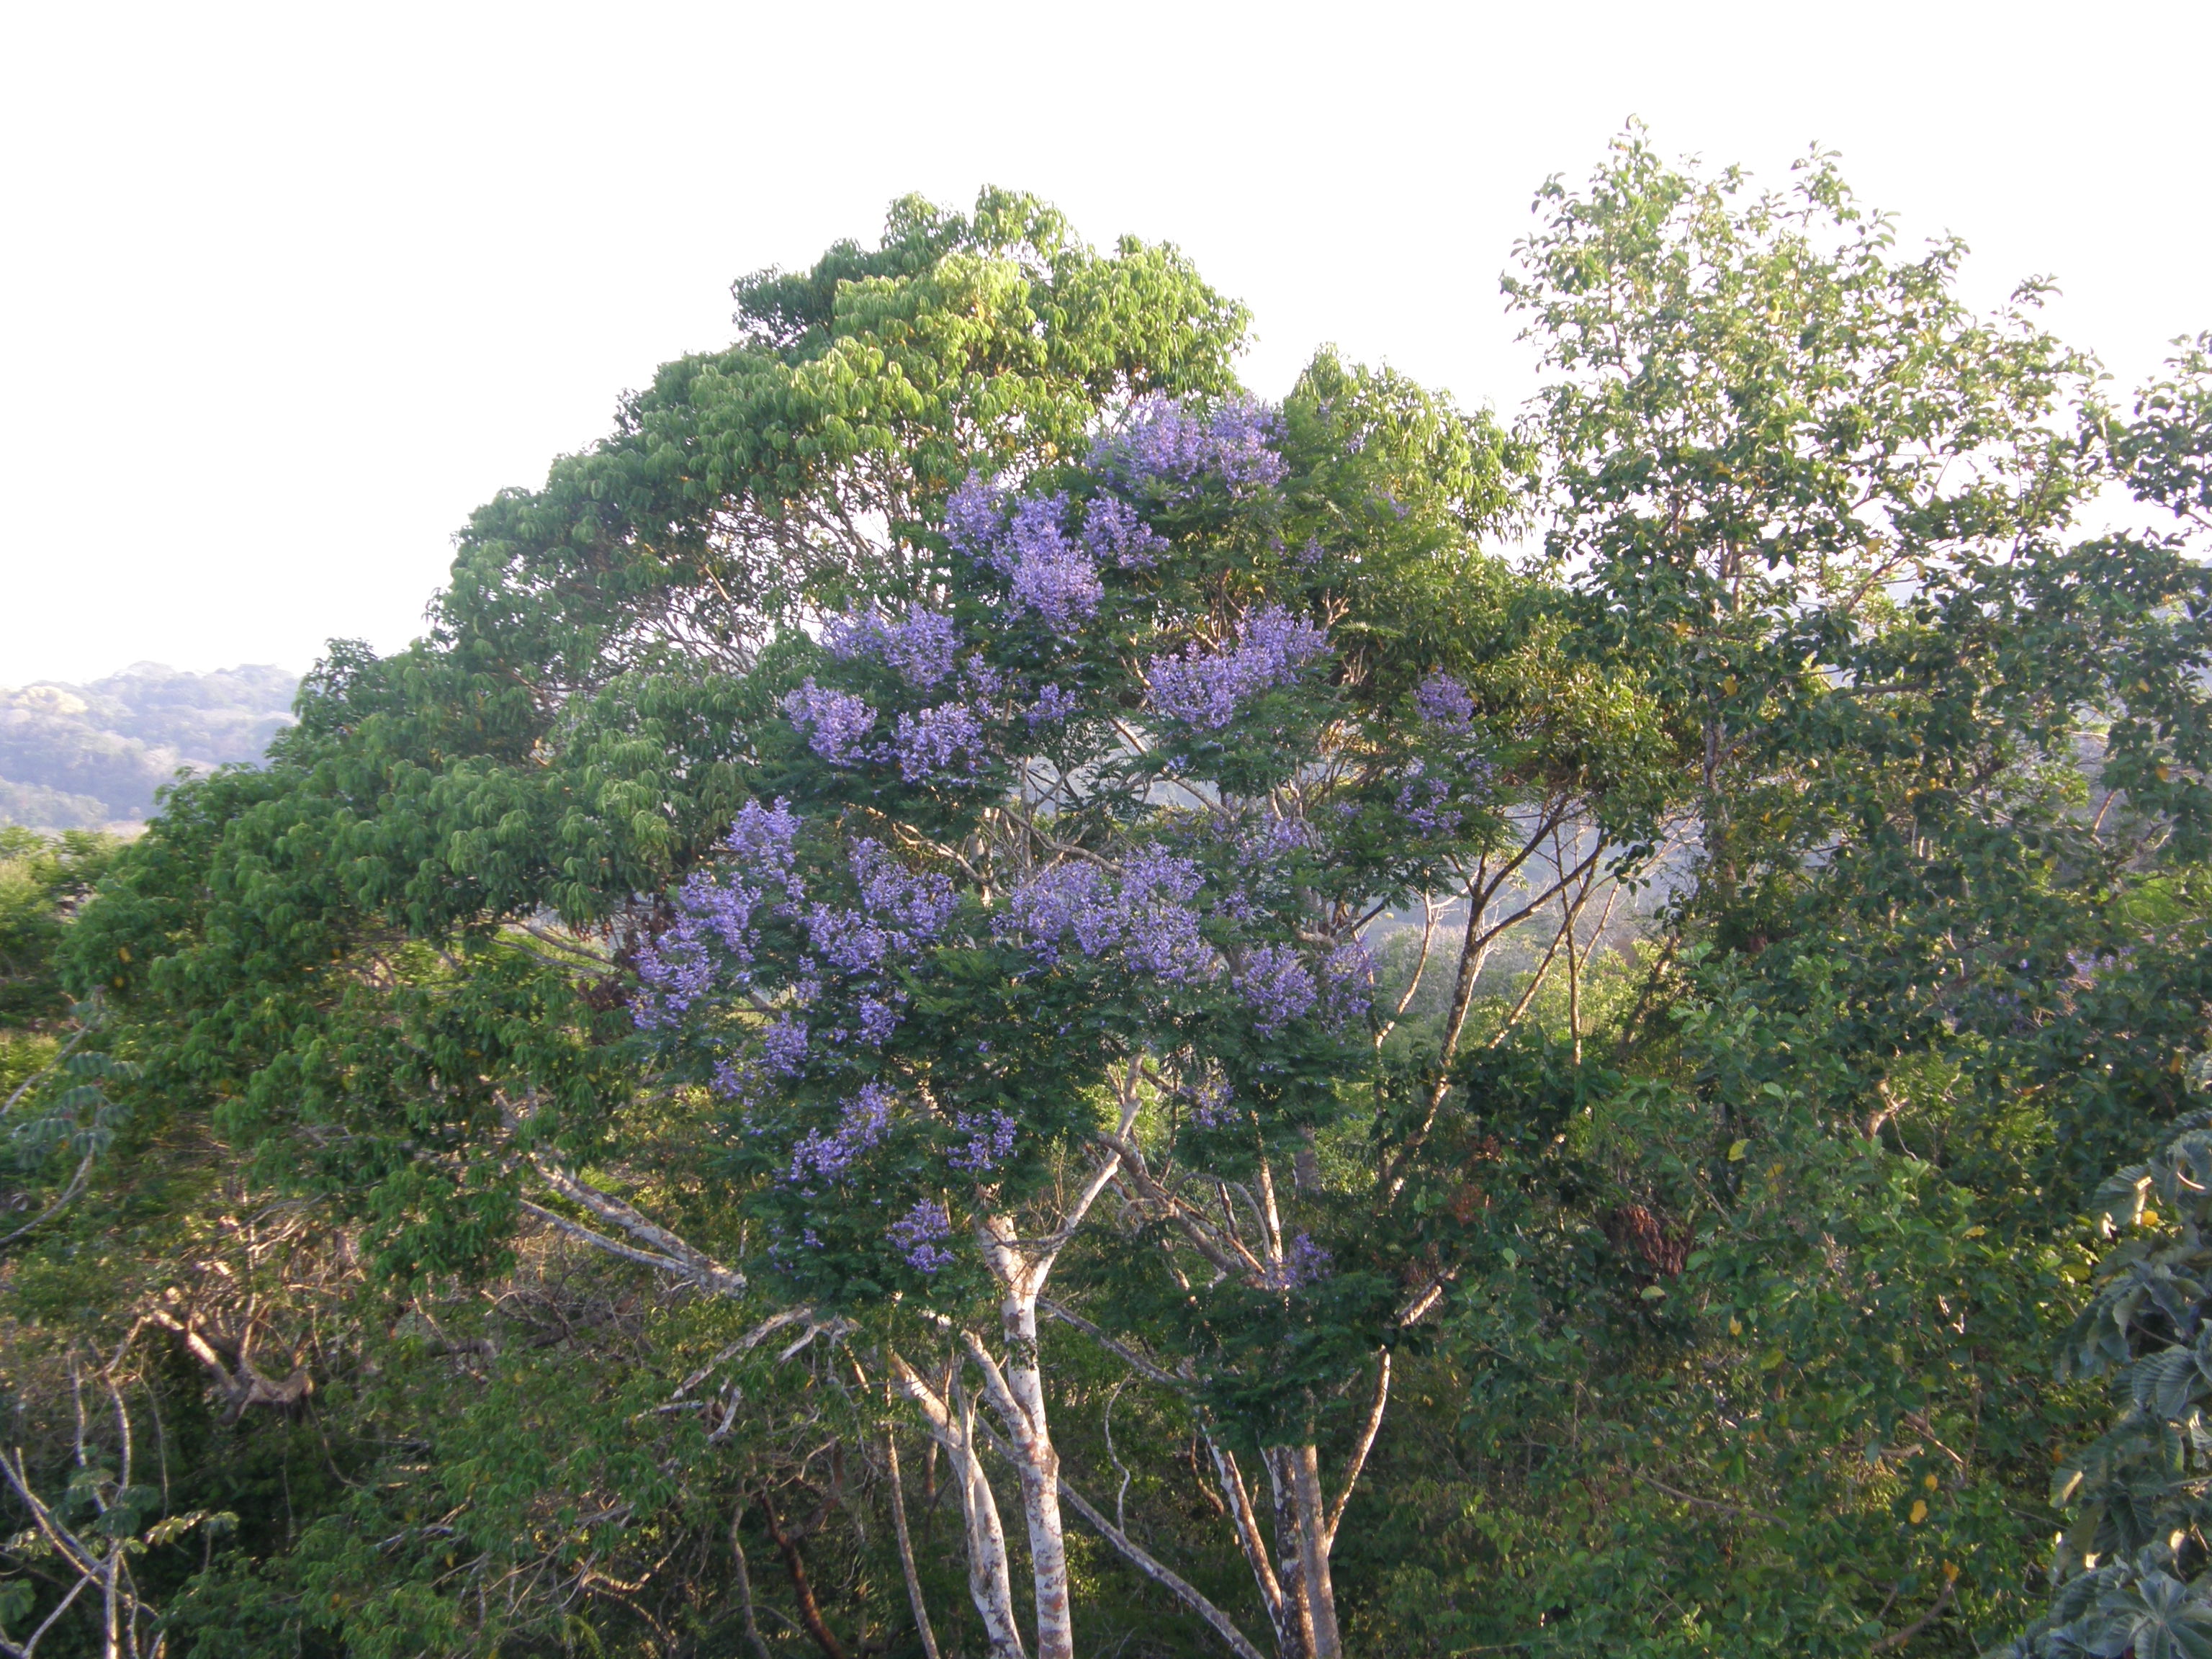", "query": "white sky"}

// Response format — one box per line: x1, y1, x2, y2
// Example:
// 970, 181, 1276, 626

1, 0, 2204, 685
